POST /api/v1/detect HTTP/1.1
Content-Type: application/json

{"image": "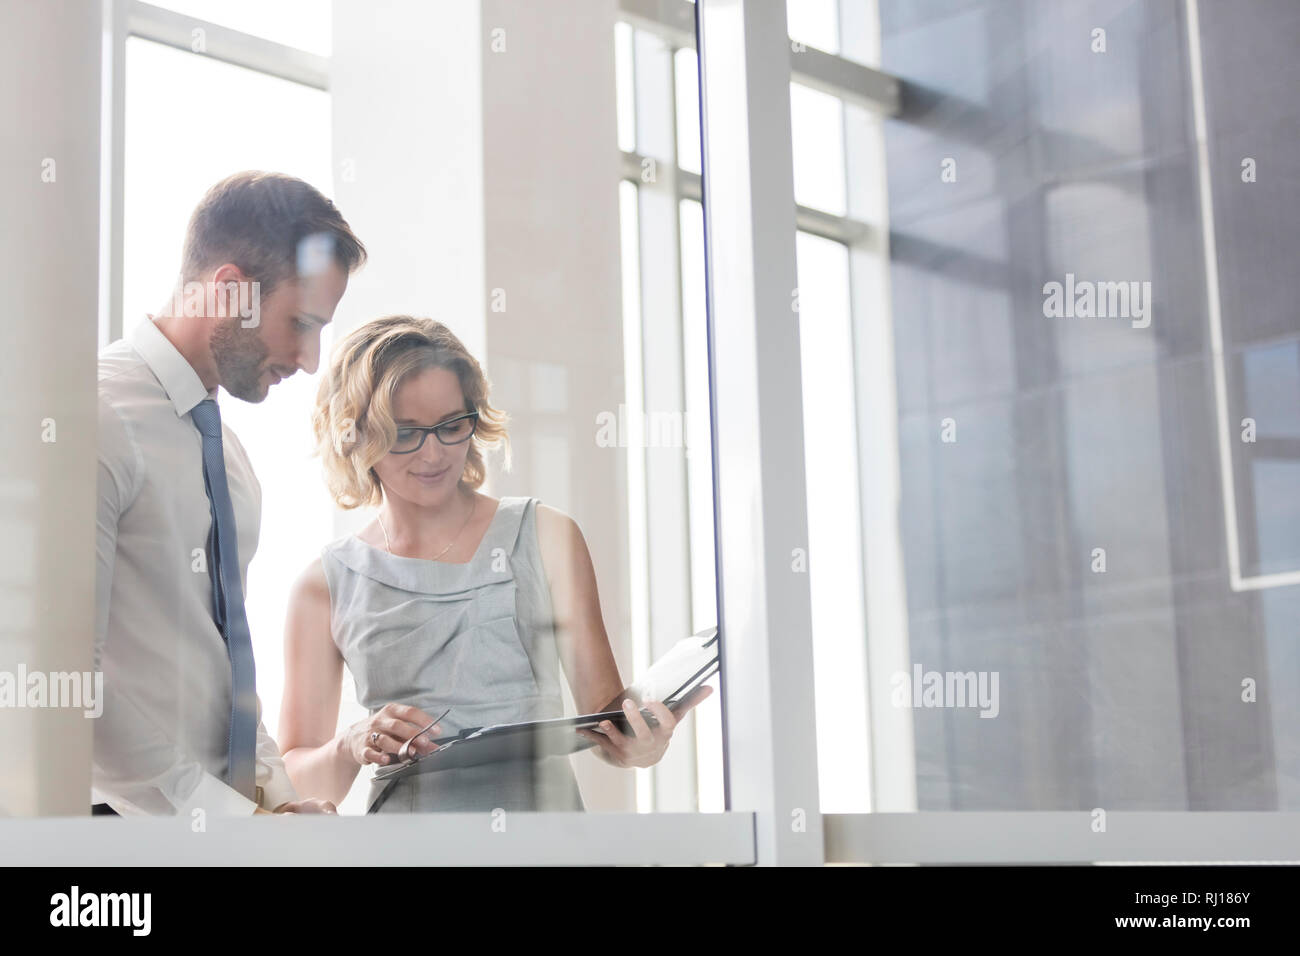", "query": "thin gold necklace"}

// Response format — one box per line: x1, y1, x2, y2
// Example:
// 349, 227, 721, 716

377, 492, 477, 562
